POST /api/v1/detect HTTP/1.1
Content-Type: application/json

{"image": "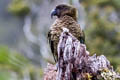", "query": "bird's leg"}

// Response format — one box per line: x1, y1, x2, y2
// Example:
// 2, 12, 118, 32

54, 62, 58, 71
